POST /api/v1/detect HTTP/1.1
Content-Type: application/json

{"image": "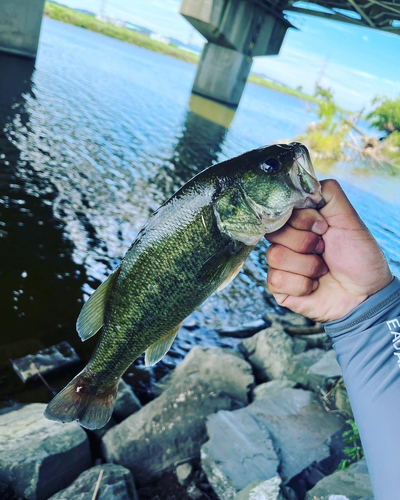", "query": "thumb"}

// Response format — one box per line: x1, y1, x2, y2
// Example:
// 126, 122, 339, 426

319, 179, 366, 231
